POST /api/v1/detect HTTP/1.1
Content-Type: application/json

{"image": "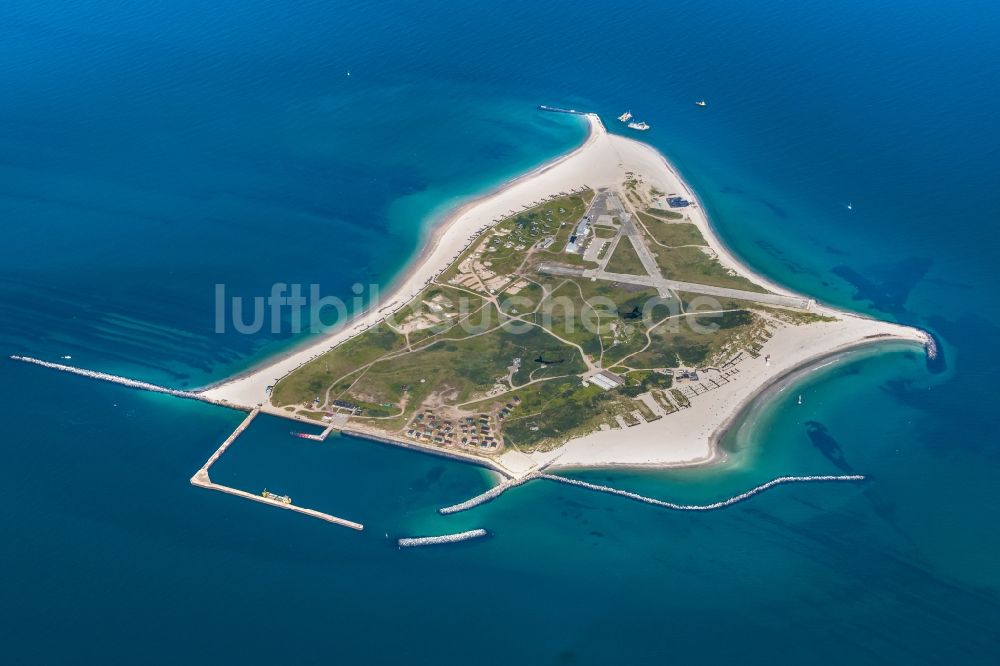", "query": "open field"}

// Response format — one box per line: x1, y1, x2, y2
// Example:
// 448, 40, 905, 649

605, 236, 647, 275
636, 213, 707, 247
